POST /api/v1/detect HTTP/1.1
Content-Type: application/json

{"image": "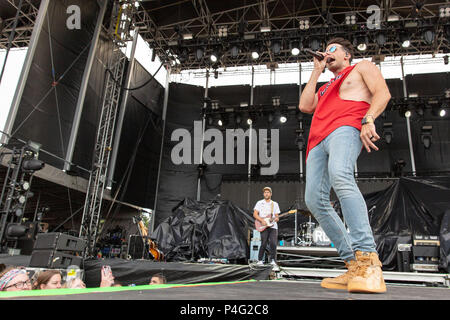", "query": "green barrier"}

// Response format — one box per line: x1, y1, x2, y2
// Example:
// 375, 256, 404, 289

0, 280, 257, 299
